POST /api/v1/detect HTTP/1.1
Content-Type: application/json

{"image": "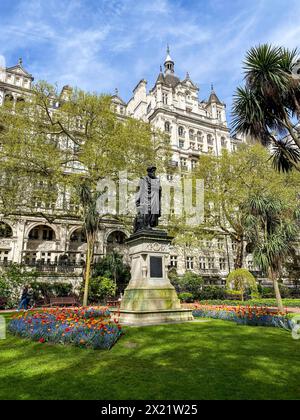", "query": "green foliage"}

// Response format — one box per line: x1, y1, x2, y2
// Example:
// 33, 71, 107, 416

171, 272, 203, 298
258, 285, 292, 299
93, 252, 131, 286
29, 282, 73, 302
178, 292, 194, 303
231, 44, 300, 172
0, 264, 38, 309
198, 286, 227, 301
226, 269, 258, 299
85, 277, 116, 304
